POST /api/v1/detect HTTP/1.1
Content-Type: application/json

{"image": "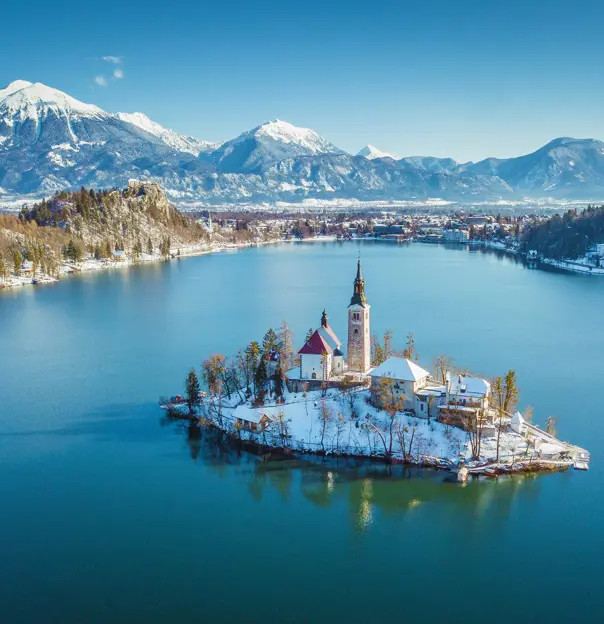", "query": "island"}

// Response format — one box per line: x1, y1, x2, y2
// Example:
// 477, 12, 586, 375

162, 258, 590, 480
